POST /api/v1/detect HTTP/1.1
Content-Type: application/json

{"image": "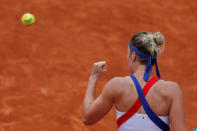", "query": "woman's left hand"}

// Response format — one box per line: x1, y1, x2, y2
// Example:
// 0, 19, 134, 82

91, 61, 107, 79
